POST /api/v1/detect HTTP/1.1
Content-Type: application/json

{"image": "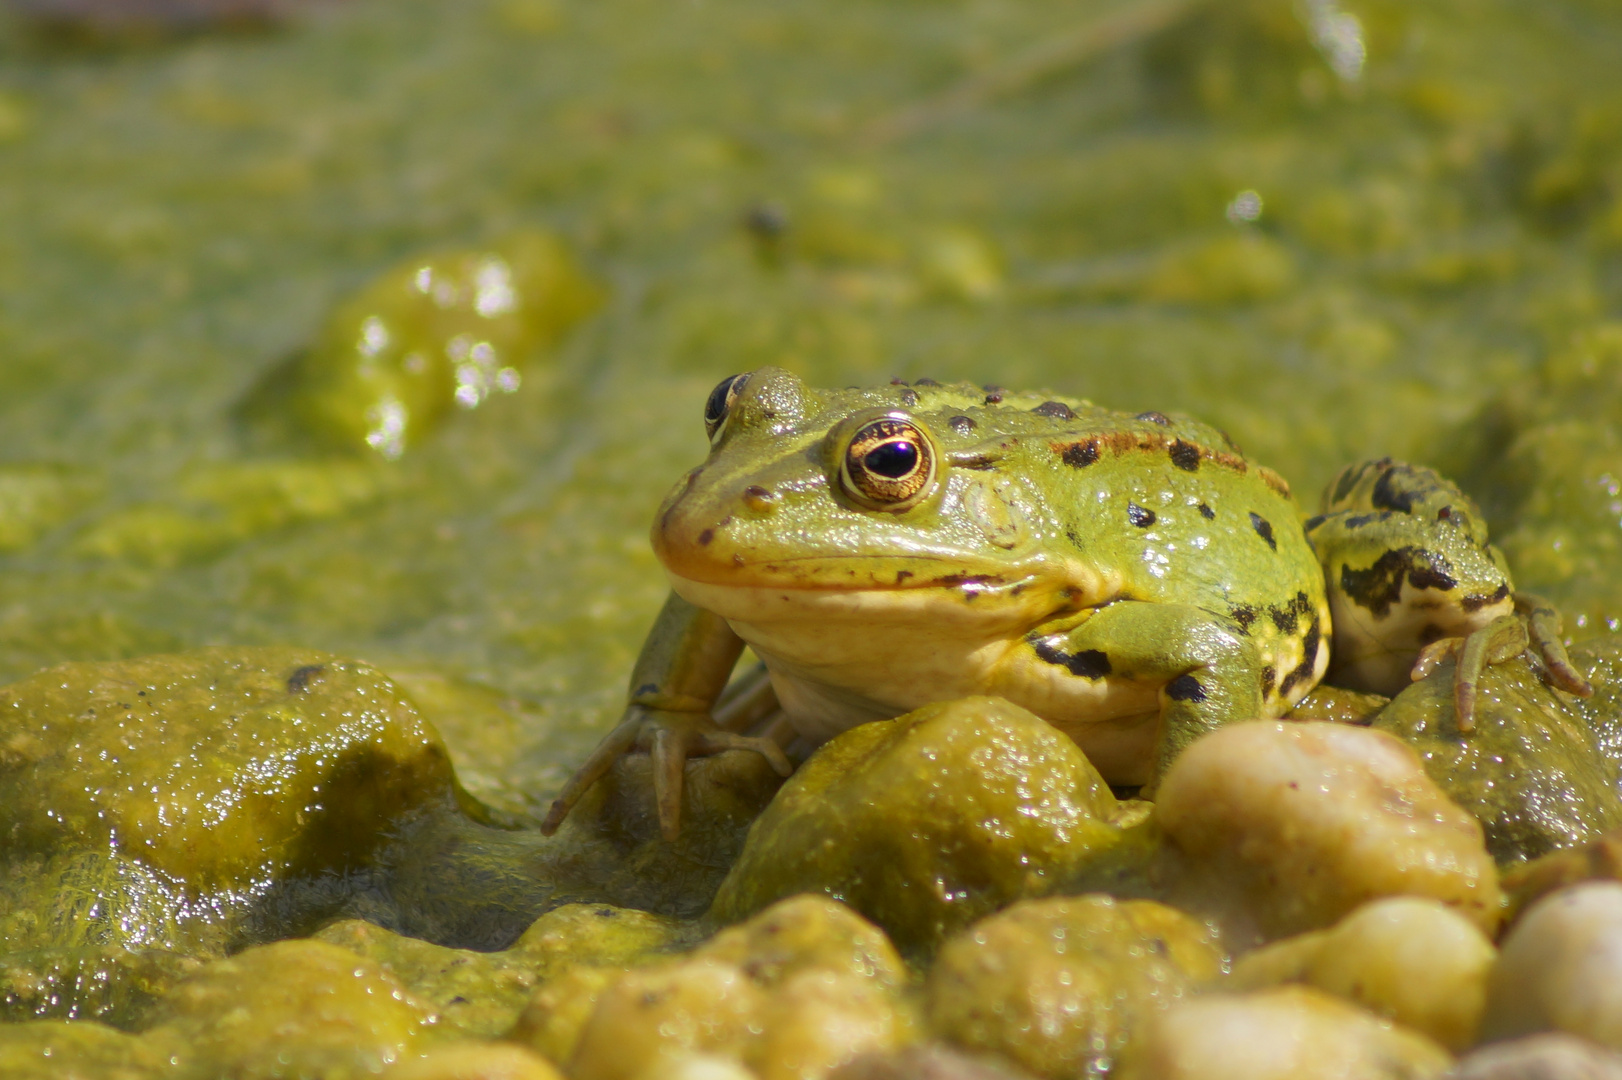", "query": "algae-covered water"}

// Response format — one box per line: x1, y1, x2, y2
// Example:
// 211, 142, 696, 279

1, 0, 1621, 876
